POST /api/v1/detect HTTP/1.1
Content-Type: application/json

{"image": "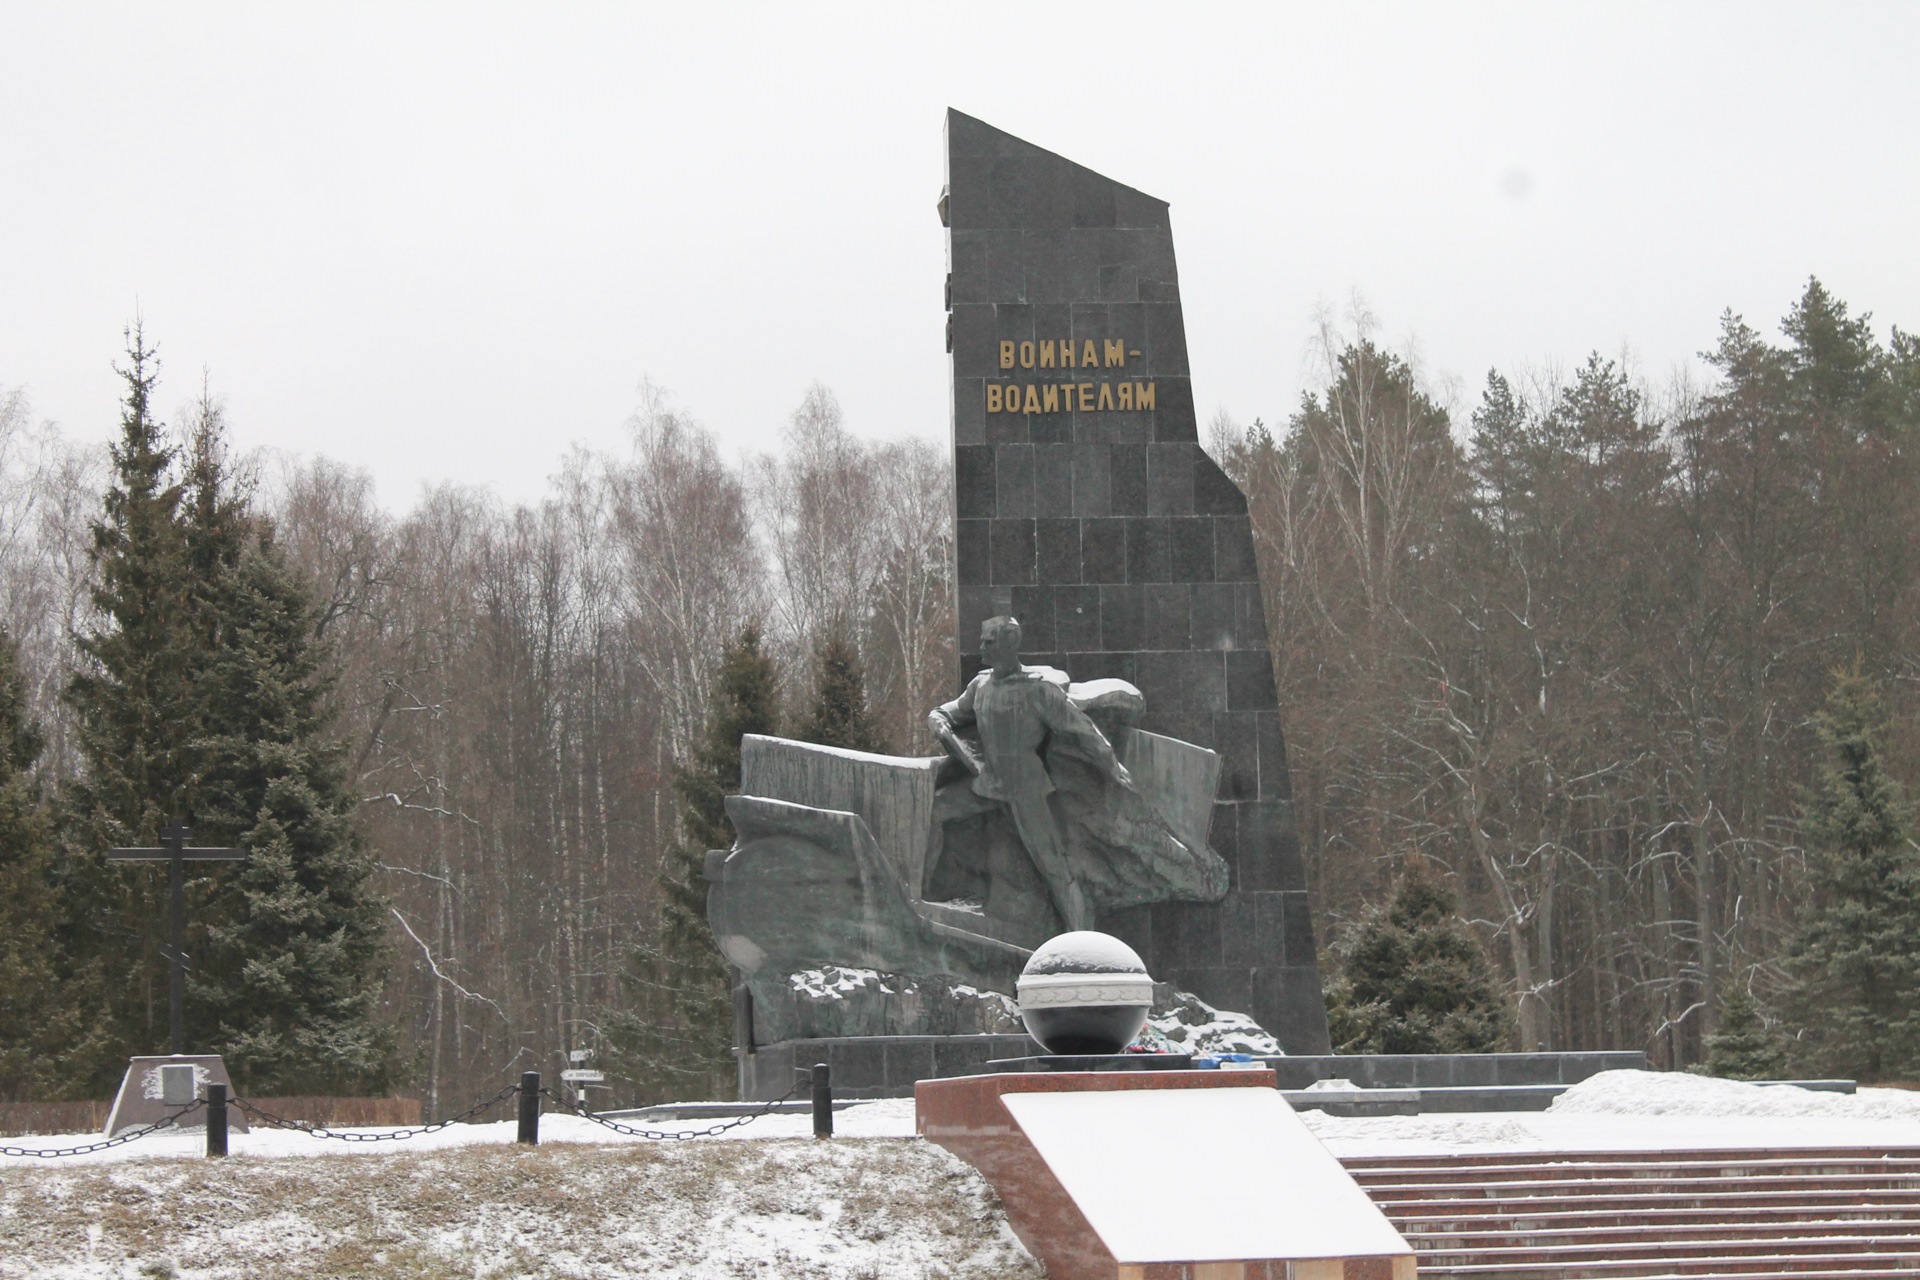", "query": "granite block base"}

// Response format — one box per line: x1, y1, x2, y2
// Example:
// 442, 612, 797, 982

738, 1034, 1039, 1102
980, 1054, 1195, 1074
743, 1040, 1649, 1103
1261, 1050, 1646, 1090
